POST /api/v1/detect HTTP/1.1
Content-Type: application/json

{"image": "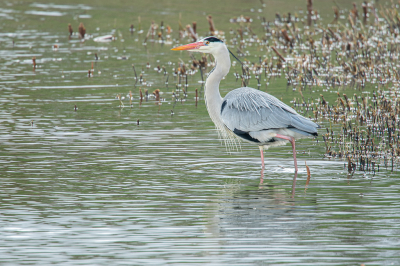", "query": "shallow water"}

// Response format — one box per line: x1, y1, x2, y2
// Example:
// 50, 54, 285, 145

1, 0, 399, 265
